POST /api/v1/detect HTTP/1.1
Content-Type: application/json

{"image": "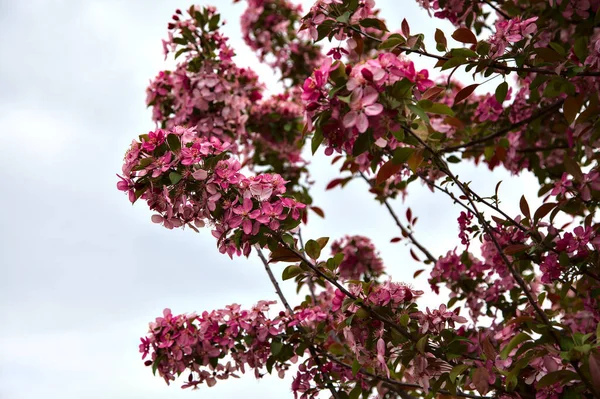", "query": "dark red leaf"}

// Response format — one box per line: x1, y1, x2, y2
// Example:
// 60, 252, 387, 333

453, 84, 479, 105
452, 27, 477, 44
